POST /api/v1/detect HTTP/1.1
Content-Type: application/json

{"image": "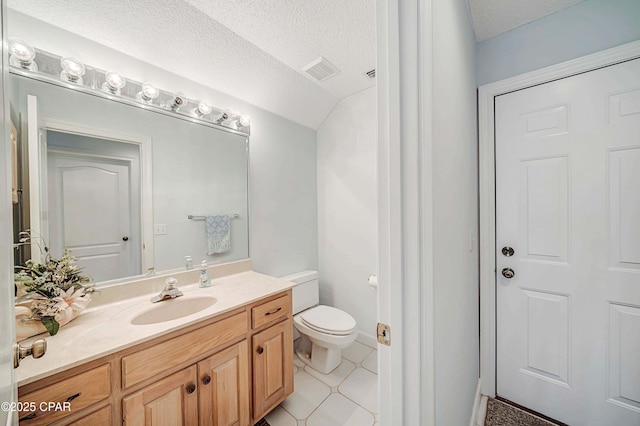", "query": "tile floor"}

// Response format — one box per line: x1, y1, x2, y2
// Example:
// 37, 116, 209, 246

266, 340, 379, 426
